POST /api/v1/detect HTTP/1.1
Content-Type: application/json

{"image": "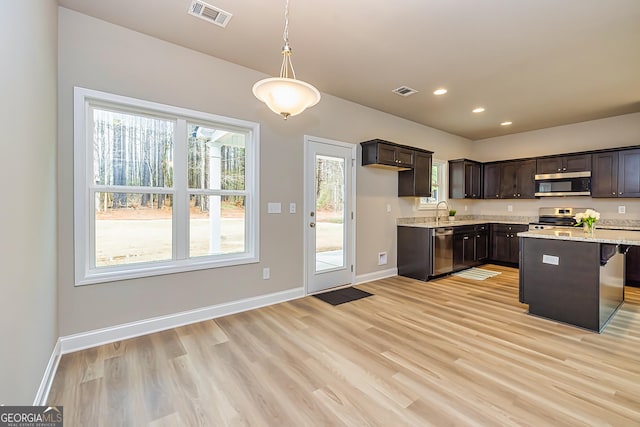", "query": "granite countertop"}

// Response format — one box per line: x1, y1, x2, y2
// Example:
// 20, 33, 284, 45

398, 216, 640, 231
397, 219, 529, 228
518, 228, 640, 246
